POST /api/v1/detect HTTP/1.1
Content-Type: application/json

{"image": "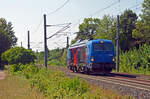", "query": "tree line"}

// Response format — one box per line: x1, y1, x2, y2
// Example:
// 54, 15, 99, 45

72, 0, 150, 51
0, 0, 150, 66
